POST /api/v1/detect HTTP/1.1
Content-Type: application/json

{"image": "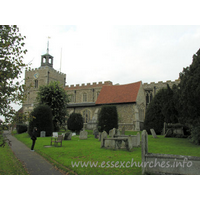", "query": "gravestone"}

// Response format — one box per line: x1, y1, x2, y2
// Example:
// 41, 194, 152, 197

79, 130, 88, 140
116, 129, 120, 136
109, 129, 113, 137
109, 128, 115, 137
40, 131, 46, 137
72, 133, 76, 136
98, 132, 102, 141
137, 132, 140, 146
121, 126, 125, 135
101, 131, 108, 139
93, 128, 99, 139
100, 131, 108, 147
150, 129, 157, 138
52, 132, 58, 137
